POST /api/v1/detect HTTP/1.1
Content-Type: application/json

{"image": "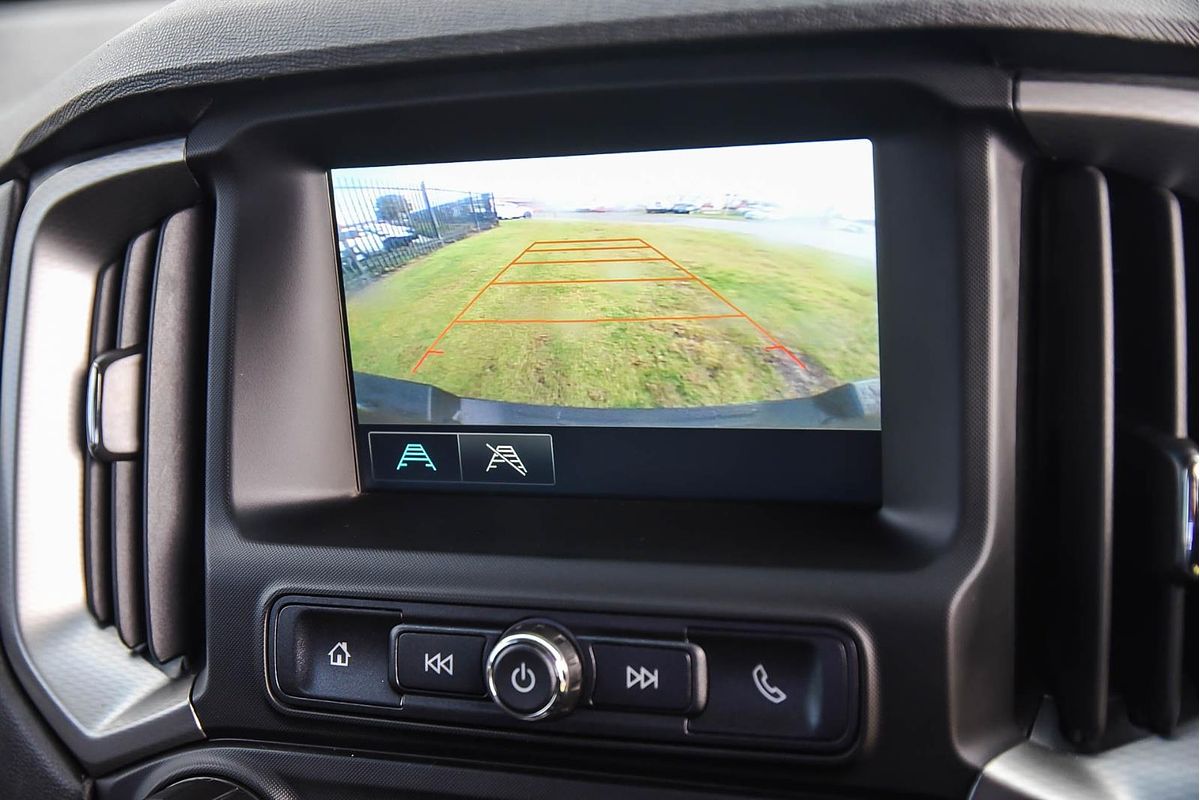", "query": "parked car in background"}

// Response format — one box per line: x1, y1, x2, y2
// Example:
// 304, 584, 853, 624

827, 216, 870, 233
370, 222, 421, 247
742, 205, 784, 221
339, 227, 387, 260
496, 202, 533, 220
671, 202, 697, 214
